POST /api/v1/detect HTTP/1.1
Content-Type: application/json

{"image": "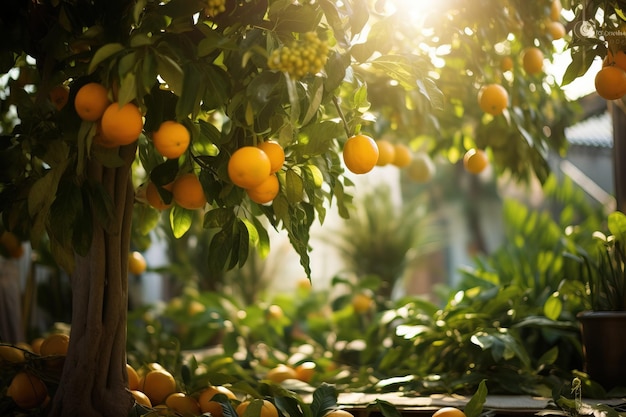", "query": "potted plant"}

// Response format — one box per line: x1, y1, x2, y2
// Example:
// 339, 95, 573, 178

566, 210, 626, 392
